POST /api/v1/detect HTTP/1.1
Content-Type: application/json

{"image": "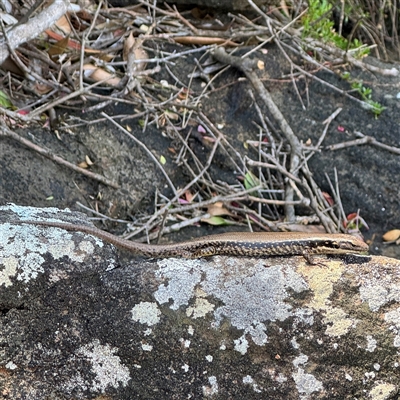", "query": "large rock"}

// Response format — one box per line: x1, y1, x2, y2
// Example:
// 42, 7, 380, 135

0, 204, 399, 399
